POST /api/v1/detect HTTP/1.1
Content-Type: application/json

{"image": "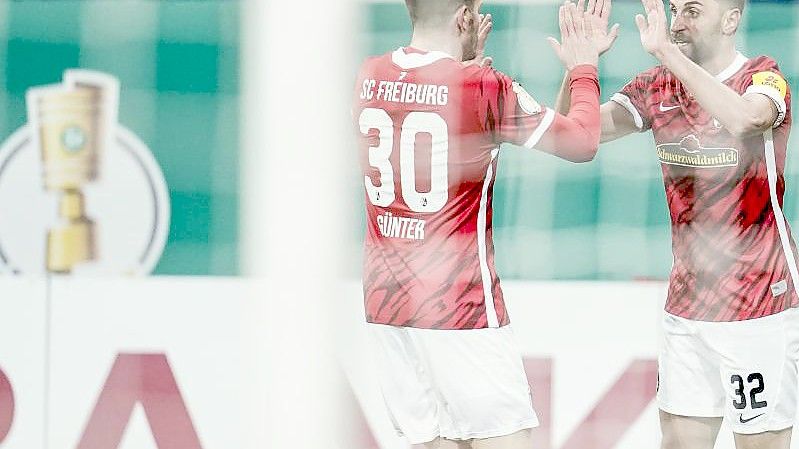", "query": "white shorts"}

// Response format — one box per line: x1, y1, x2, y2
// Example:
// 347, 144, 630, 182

367, 323, 539, 444
658, 308, 799, 434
